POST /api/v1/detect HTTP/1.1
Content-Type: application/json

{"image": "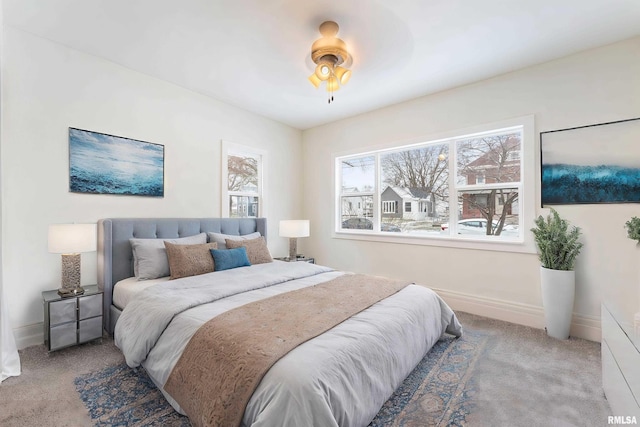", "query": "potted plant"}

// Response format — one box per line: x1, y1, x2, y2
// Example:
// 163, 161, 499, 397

625, 216, 640, 243
531, 209, 583, 339
625, 216, 640, 330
